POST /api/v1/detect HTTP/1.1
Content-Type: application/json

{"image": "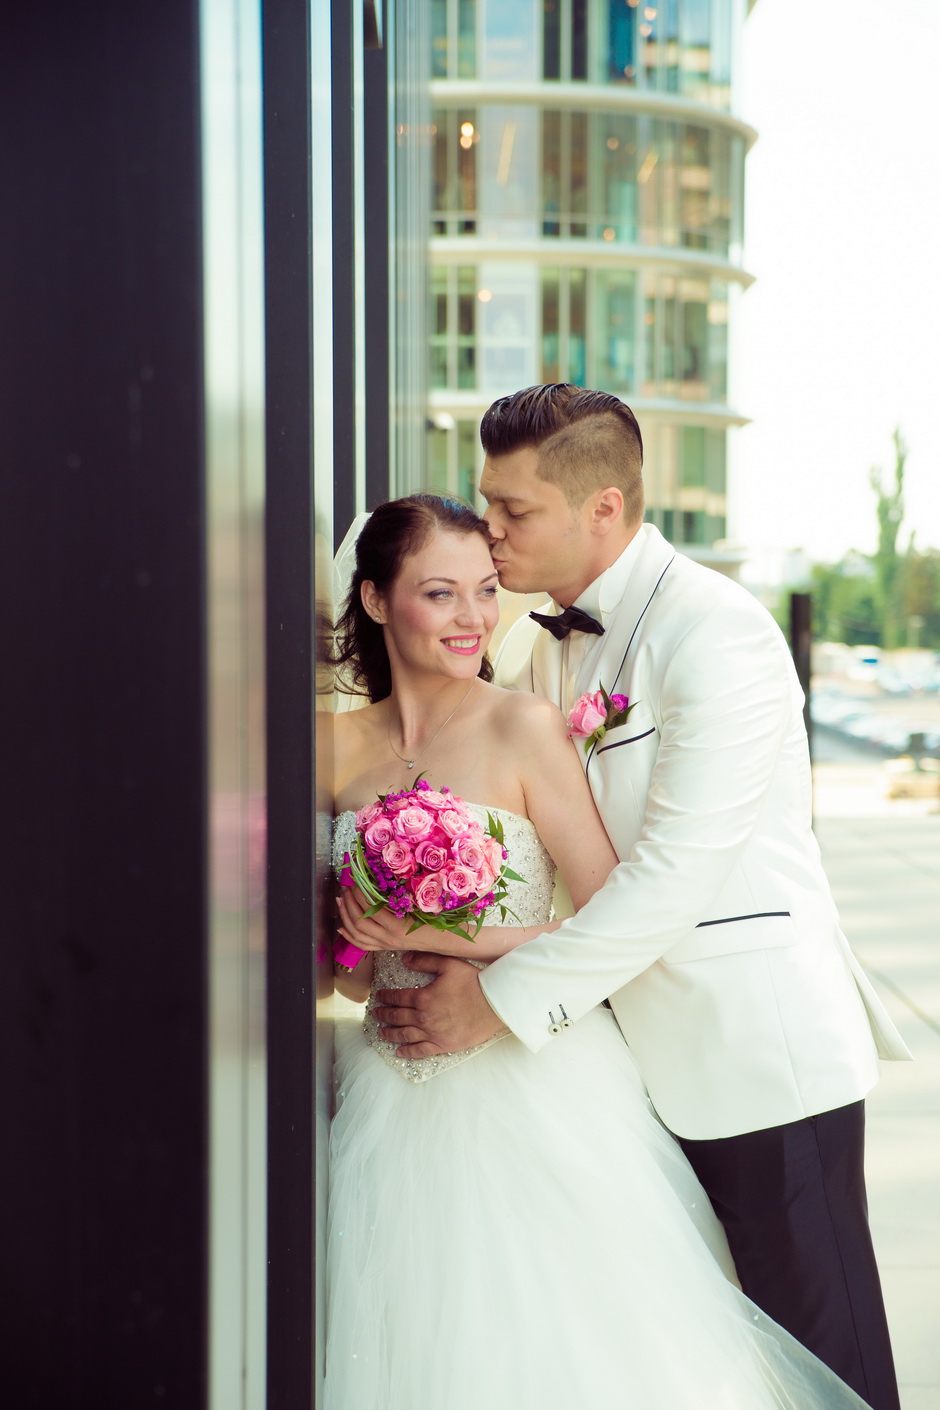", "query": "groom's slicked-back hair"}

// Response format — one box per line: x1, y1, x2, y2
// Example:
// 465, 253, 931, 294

480, 383, 644, 523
